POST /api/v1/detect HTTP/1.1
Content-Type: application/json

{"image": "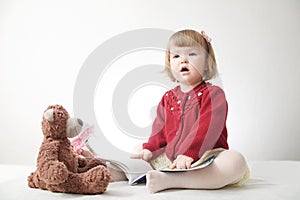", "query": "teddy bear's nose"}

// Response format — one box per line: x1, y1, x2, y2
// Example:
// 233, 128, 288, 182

44, 108, 54, 122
